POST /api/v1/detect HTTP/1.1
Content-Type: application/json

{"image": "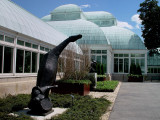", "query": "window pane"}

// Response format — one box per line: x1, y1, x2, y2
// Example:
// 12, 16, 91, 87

0, 34, 4, 41
114, 54, 118, 57
136, 59, 140, 66
32, 44, 38, 49
124, 58, 129, 73
154, 68, 157, 73
17, 40, 24, 46
102, 50, 107, 54
5, 36, 14, 43
119, 54, 123, 57
16, 49, 24, 73
91, 50, 95, 54
141, 54, 145, 57
96, 50, 101, 54
40, 46, 44, 51
0, 45, 3, 73
114, 58, 118, 73
25, 51, 31, 73
158, 68, 160, 73
32, 52, 37, 73
119, 59, 123, 72
91, 55, 96, 61
151, 68, 154, 73
124, 54, 129, 57
97, 56, 101, 64
102, 55, 107, 73
148, 68, 151, 73
3, 47, 13, 73
131, 58, 135, 64
39, 54, 44, 65
25, 42, 31, 47
131, 54, 135, 57
45, 48, 49, 52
